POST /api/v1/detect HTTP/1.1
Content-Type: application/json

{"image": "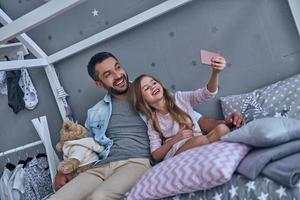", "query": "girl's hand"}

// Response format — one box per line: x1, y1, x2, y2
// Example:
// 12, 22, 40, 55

211, 56, 226, 73
173, 127, 193, 143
